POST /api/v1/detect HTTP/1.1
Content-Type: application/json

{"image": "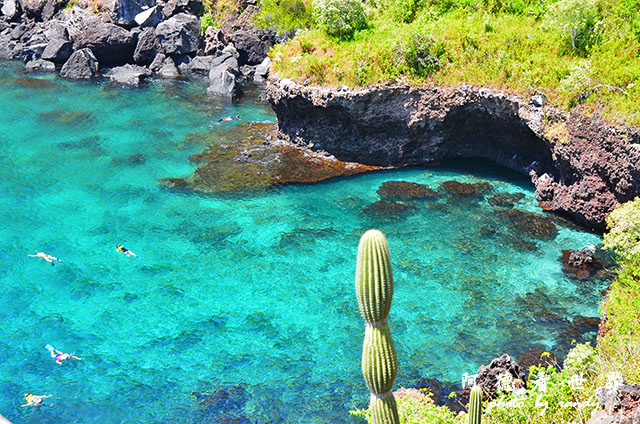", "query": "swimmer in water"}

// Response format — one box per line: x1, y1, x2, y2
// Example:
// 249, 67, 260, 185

28, 251, 62, 266
45, 344, 81, 365
218, 115, 240, 122
116, 244, 138, 258
21, 393, 52, 407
